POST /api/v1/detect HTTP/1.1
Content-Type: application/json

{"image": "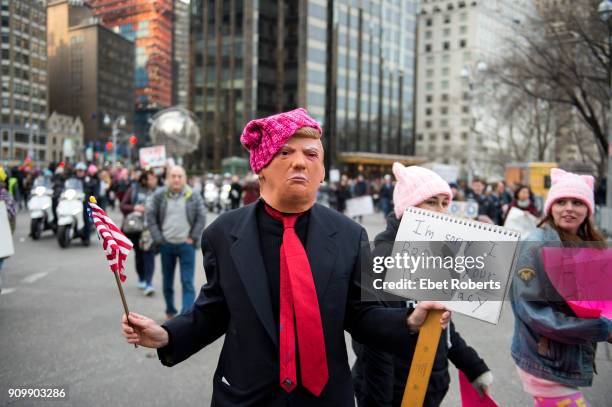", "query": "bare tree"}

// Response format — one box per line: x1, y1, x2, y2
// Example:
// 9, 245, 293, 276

486, 0, 610, 177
